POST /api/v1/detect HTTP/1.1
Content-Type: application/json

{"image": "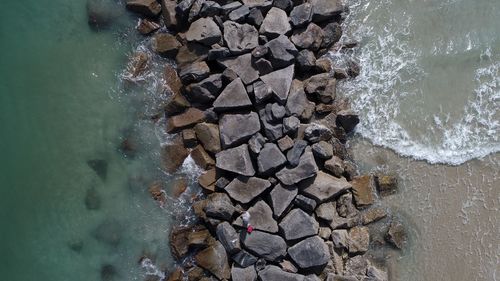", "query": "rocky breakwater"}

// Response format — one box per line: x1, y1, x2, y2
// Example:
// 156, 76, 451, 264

124, 0, 407, 280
